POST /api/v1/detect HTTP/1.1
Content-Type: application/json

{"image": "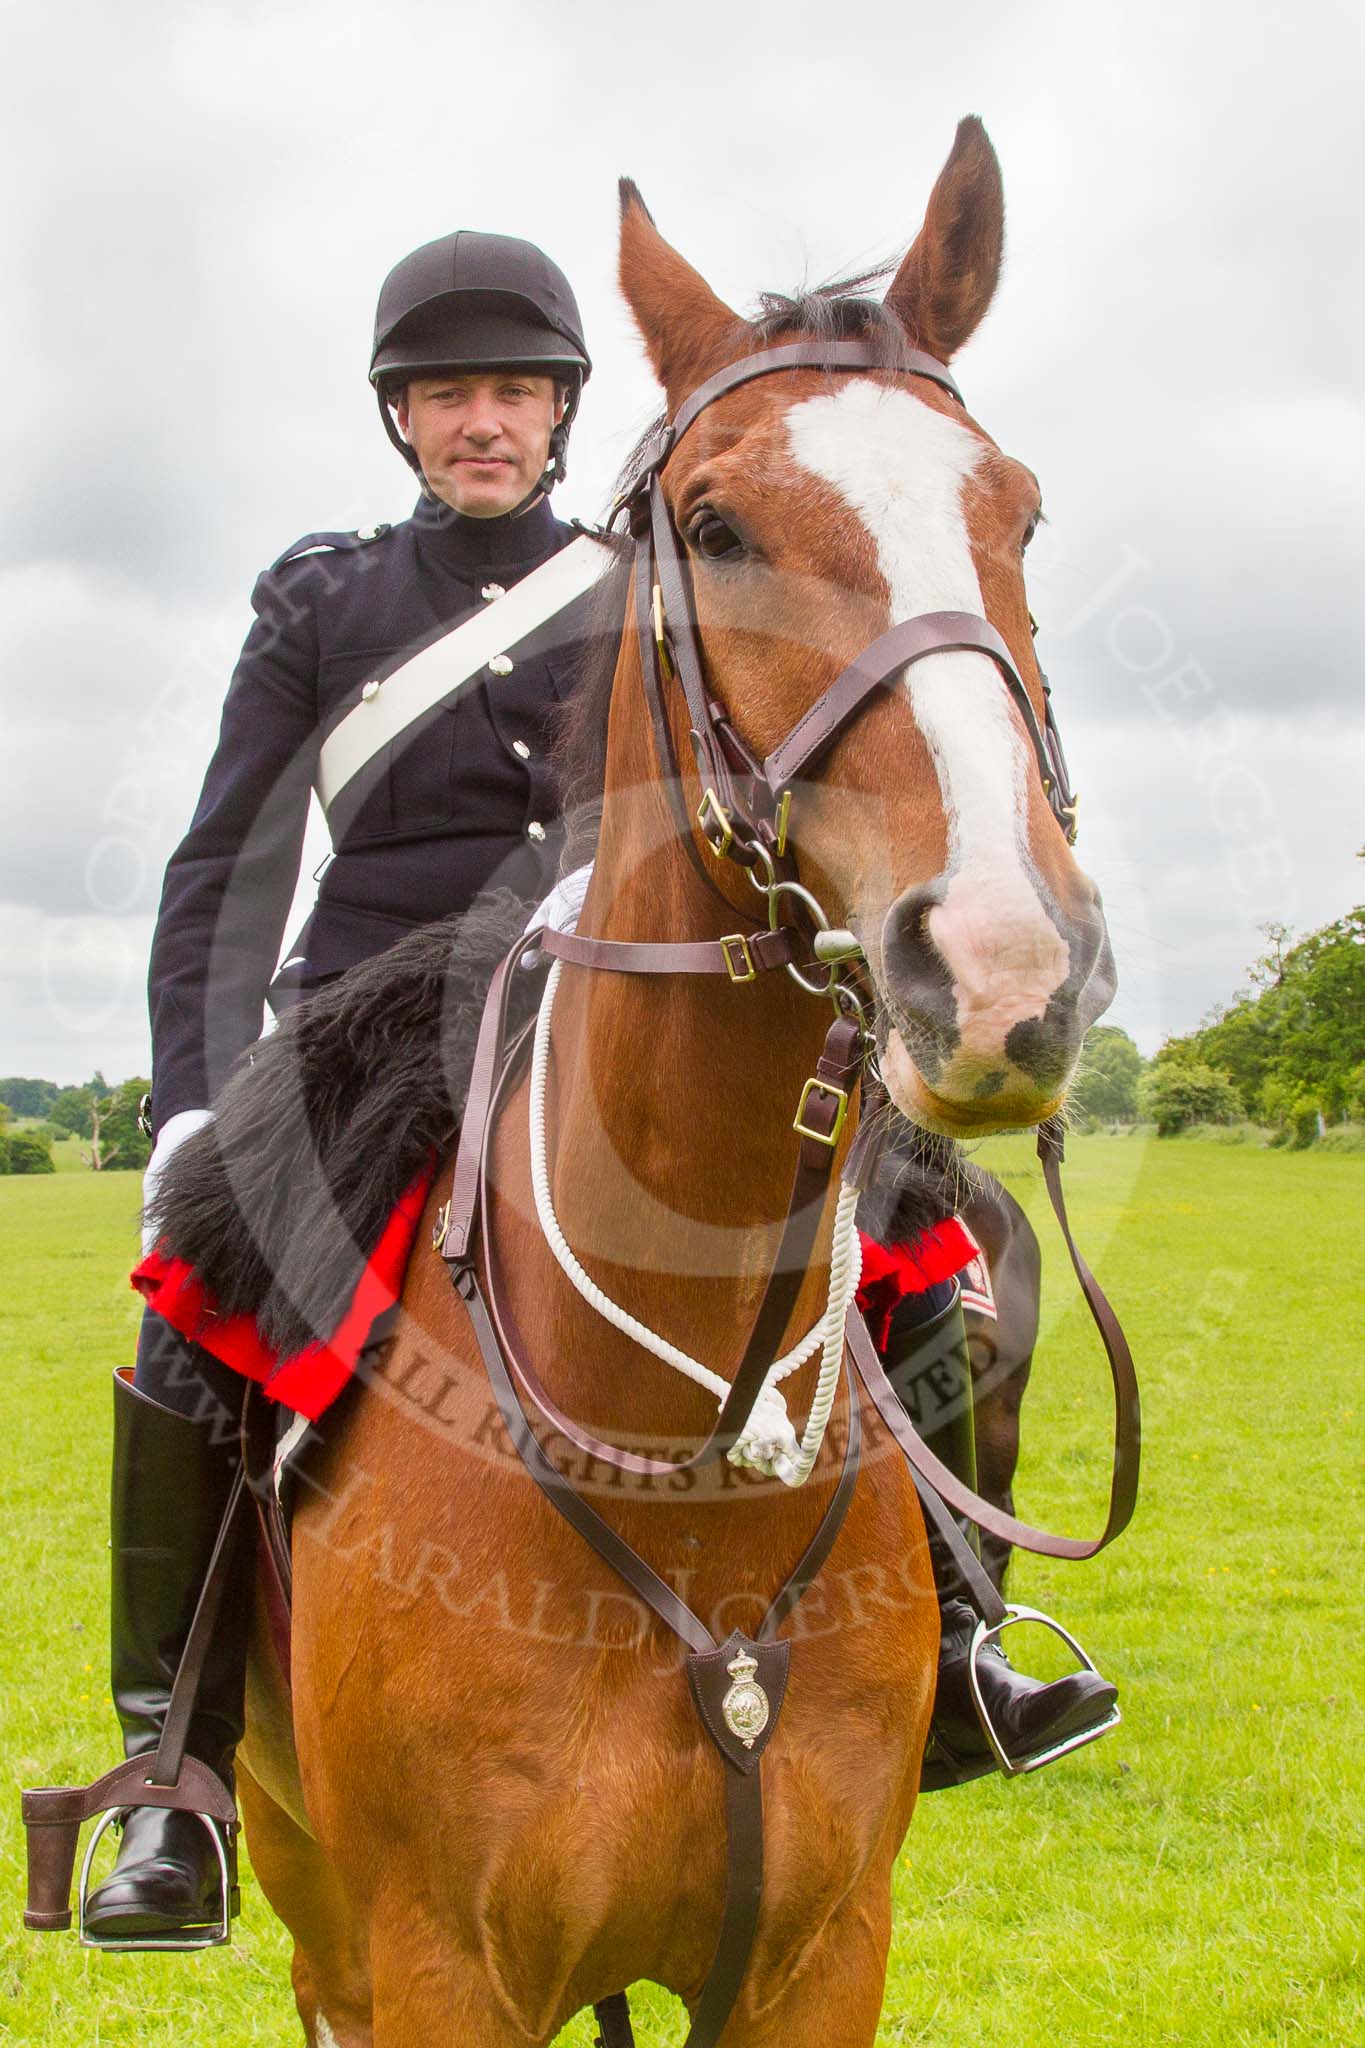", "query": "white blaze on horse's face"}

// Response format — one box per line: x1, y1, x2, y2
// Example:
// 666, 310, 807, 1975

786, 380, 1071, 1122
